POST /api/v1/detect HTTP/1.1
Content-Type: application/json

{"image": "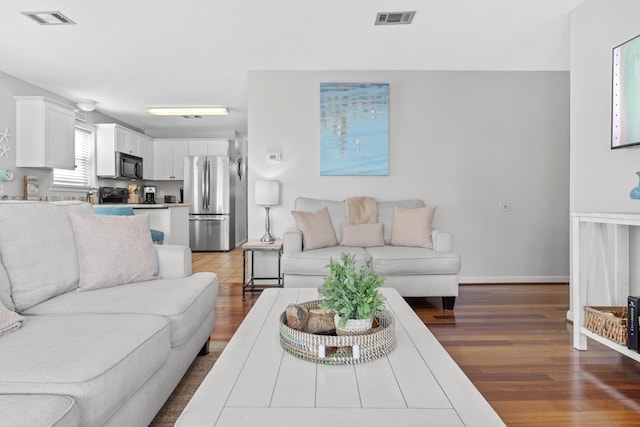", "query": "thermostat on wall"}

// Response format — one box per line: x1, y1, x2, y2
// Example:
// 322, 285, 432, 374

267, 152, 281, 163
